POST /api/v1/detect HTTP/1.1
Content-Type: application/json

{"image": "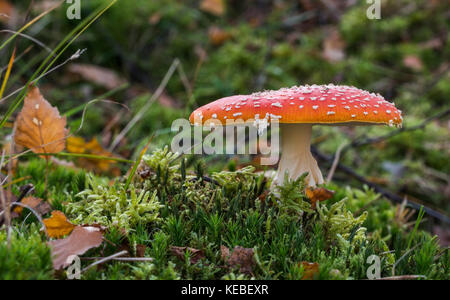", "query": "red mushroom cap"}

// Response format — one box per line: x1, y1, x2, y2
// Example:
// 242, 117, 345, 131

189, 84, 403, 127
